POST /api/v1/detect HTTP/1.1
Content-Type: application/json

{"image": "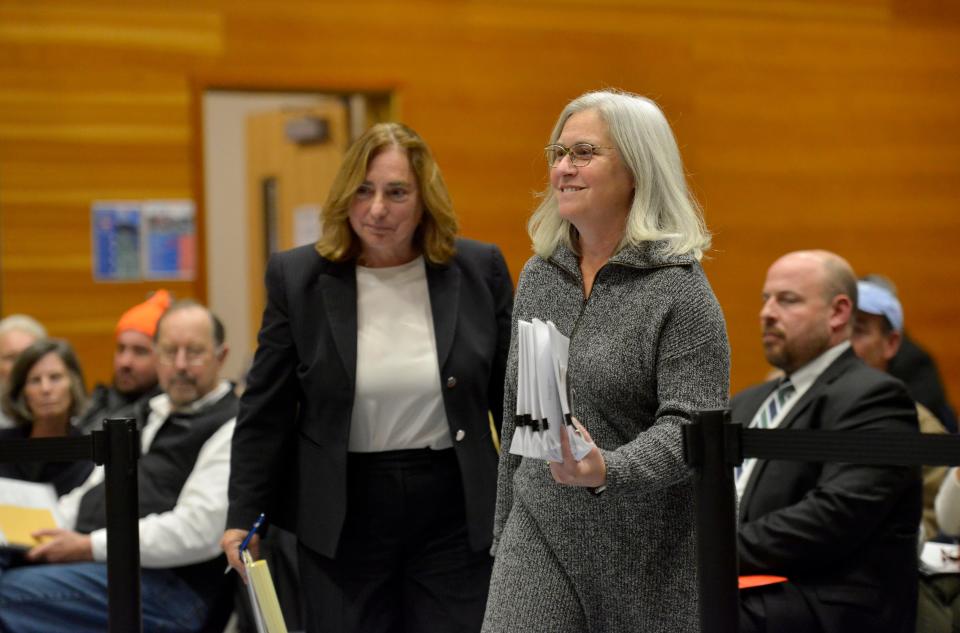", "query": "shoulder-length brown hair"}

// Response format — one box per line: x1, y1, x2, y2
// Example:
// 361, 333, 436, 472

1, 338, 87, 427
316, 122, 458, 264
